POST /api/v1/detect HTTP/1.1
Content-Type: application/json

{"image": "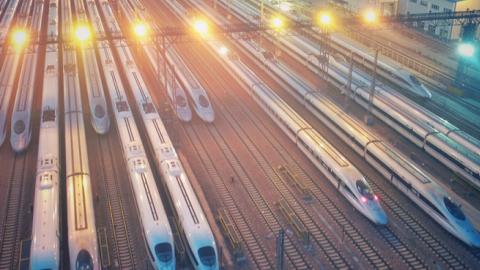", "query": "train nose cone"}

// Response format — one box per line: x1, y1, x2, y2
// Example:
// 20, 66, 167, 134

92, 104, 110, 134
470, 231, 480, 248
373, 209, 388, 225
11, 120, 28, 152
